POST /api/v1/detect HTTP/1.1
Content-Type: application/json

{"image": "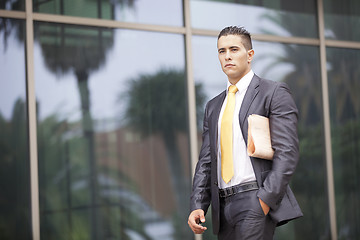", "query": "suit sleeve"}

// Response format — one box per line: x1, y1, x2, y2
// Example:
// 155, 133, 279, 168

257, 82, 299, 211
190, 102, 212, 214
